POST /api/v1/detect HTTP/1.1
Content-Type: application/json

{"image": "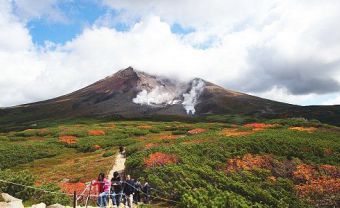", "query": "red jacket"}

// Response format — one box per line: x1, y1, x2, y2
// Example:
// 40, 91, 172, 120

92, 178, 111, 193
